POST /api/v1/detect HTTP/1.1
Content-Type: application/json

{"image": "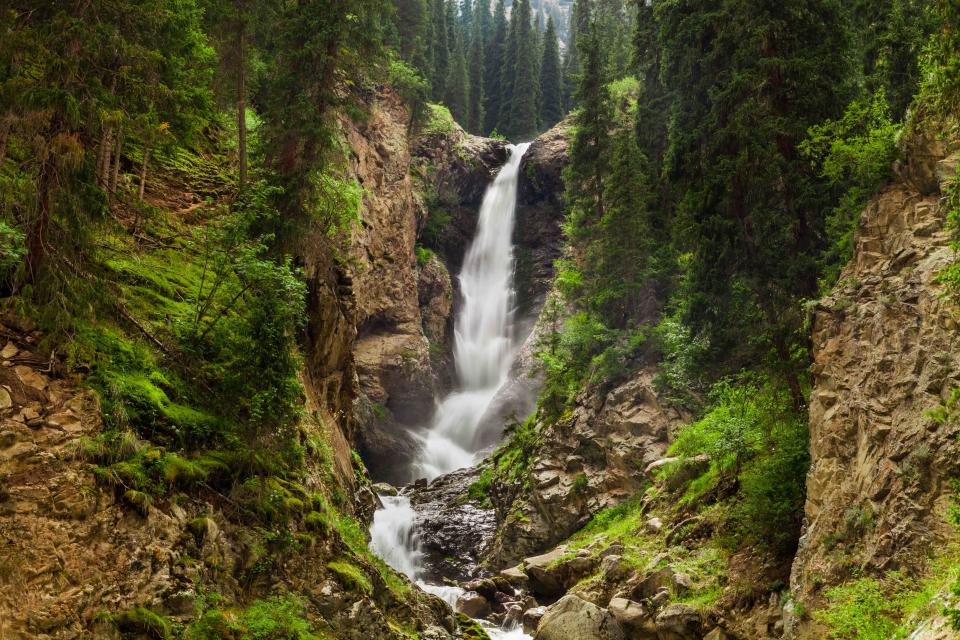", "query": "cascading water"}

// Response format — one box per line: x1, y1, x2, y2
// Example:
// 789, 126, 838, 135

370, 143, 533, 640
413, 141, 531, 481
